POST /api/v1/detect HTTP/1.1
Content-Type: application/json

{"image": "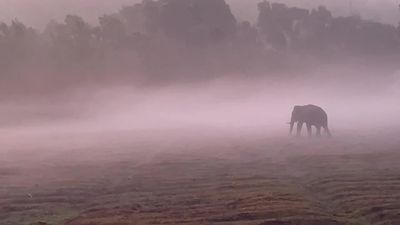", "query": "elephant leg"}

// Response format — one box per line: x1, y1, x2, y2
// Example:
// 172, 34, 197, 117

306, 124, 312, 137
316, 126, 322, 137
324, 126, 332, 137
297, 122, 303, 137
